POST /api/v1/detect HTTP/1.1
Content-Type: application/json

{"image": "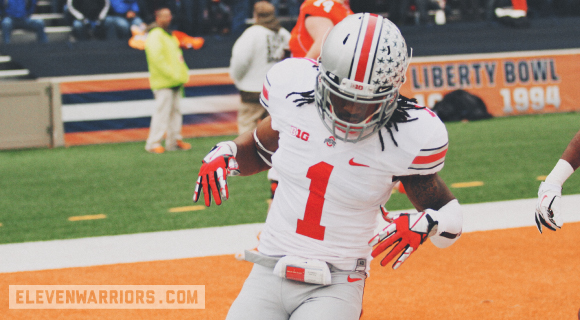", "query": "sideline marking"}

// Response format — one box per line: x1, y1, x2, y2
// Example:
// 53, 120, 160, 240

3, 196, 580, 273
537, 175, 547, 181
451, 181, 484, 188
68, 214, 107, 222
168, 206, 205, 213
